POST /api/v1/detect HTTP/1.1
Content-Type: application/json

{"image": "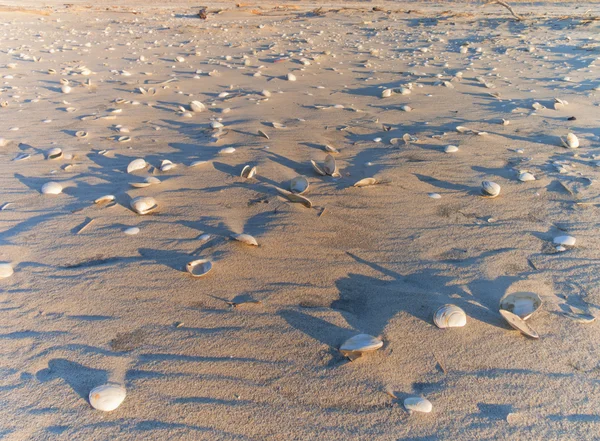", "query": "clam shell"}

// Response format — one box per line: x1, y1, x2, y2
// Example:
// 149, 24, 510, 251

189, 160, 209, 167
124, 227, 140, 235
160, 159, 175, 172
499, 309, 539, 339
219, 147, 236, 154
553, 235, 576, 246
353, 178, 378, 188
290, 176, 309, 194
310, 160, 327, 176
404, 397, 432, 414
275, 187, 312, 208
75, 130, 88, 138
381, 88, 393, 98
433, 304, 467, 328
89, 384, 126, 412
339, 334, 383, 360
444, 145, 458, 153
46, 147, 63, 160
190, 101, 206, 112
518, 172, 535, 182
241, 165, 257, 179
232, 233, 258, 246
324, 144, 339, 154
130, 196, 158, 215
94, 195, 115, 205
127, 158, 147, 174
61, 85, 72, 94
560, 133, 579, 149
186, 259, 213, 277
286, 73, 297, 81
0, 263, 14, 279
481, 181, 501, 198
41, 182, 62, 195
323, 154, 337, 176
499, 292, 541, 320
